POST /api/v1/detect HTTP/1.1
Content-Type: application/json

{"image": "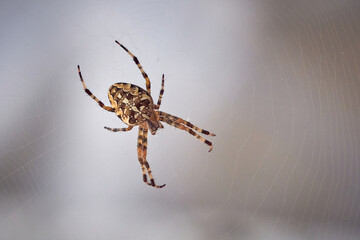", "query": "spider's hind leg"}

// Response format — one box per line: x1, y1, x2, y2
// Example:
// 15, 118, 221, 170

155, 74, 165, 110
115, 41, 151, 94
77, 65, 115, 112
